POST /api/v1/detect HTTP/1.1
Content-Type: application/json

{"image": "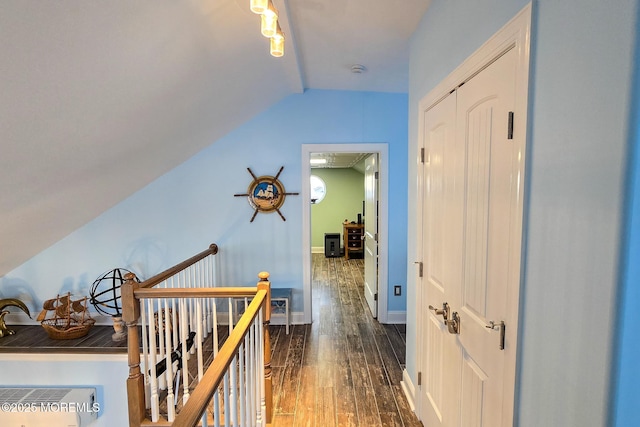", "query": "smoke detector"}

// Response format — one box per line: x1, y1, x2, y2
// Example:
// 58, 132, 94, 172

351, 64, 366, 74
